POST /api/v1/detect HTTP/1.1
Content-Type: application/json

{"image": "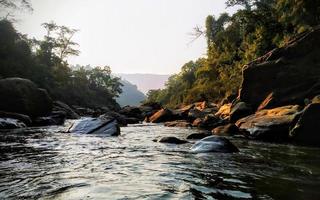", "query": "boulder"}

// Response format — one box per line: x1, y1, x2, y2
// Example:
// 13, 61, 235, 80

186, 132, 211, 140
157, 136, 188, 144
0, 118, 26, 129
230, 102, 253, 122
0, 78, 52, 117
312, 95, 320, 104
239, 27, 320, 110
119, 106, 143, 119
32, 111, 66, 126
0, 111, 31, 126
53, 101, 79, 119
164, 120, 192, 127
190, 136, 239, 153
215, 104, 232, 119
236, 105, 301, 142
72, 106, 95, 116
68, 116, 120, 136
212, 124, 240, 136
188, 108, 216, 120
148, 108, 174, 123
192, 114, 224, 129
290, 103, 320, 146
